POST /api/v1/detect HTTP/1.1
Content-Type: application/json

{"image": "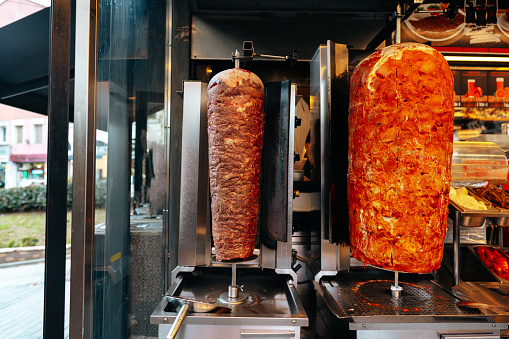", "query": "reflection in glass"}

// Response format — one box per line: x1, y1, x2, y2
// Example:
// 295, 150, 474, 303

93, 0, 166, 337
